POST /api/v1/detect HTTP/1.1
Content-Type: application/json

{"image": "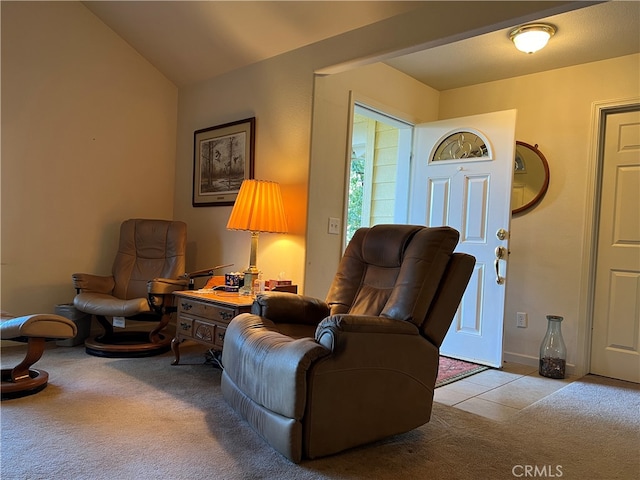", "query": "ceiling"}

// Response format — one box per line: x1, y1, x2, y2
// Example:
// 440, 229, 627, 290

386, 1, 640, 90
83, 1, 420, 87
83, 1, 640, 90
